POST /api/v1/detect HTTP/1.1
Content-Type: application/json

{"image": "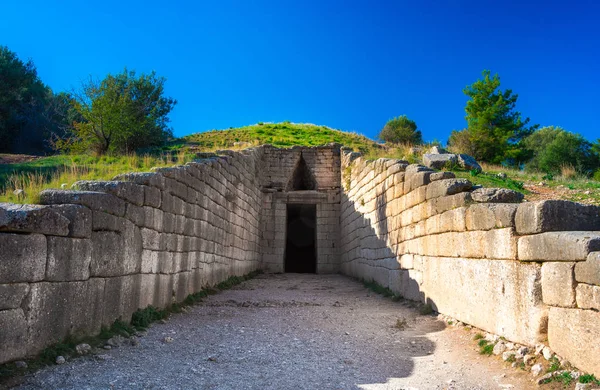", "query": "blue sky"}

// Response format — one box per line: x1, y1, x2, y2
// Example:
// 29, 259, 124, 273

1, 0, 598, 143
